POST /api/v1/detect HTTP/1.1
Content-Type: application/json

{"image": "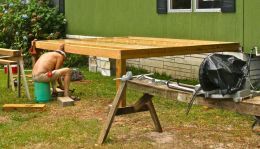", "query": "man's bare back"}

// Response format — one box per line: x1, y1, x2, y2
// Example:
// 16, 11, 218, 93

32, 52, 63, 76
